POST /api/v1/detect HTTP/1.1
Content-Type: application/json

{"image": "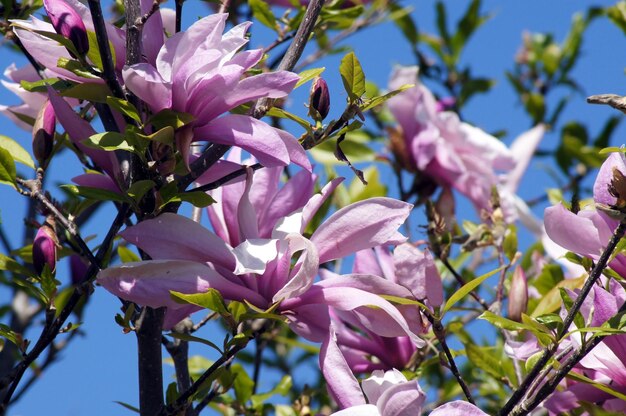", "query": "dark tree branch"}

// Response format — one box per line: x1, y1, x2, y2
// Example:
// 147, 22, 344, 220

136, 306, 166, 416
175, 0, 183, 33
186, 163, 262, 194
